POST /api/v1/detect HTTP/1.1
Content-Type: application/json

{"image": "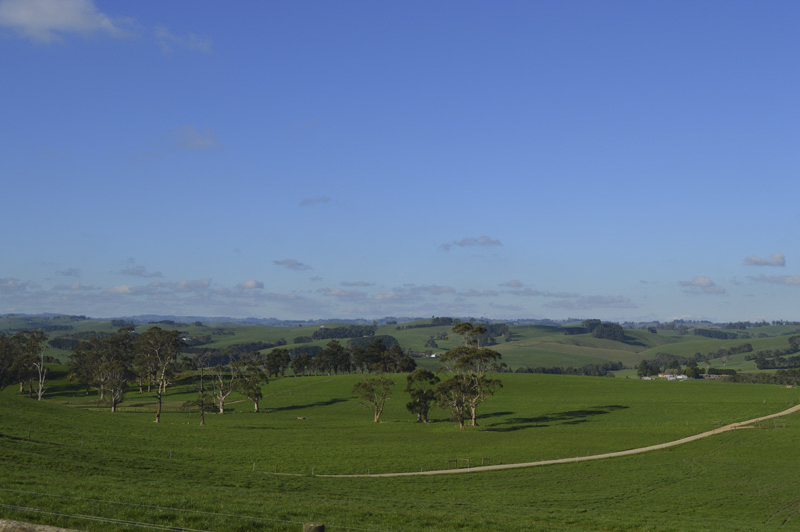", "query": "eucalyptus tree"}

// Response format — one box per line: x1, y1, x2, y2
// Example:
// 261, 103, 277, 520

434, 374, 471, 430
69, 337, 102, 395
290, 352, 312, 377
0, 333, 22, 392
135, 327, 182, 423
405, 369, 439, 422
451, 322, 488, 347
98, 359, 131, 412
436, 324, 504, 429
207, 351, 240, 414
234, 351, 269, 412
352, 373, 394, 422
265, 347, 291, 377
438, 345, 503, 427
